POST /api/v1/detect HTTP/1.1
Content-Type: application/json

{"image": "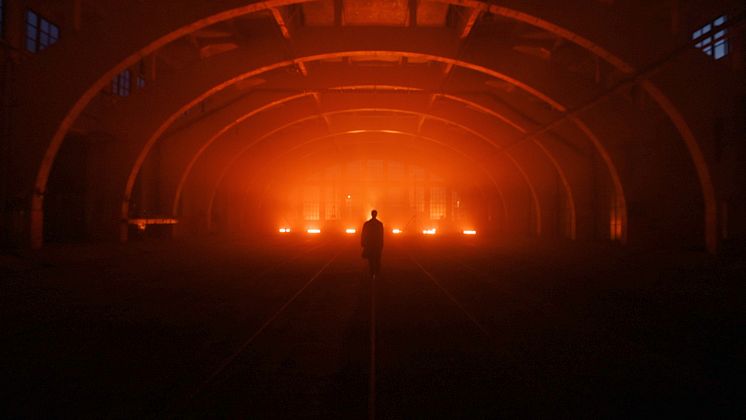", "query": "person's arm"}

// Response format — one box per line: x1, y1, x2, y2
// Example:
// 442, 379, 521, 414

361, 223, 367, 247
